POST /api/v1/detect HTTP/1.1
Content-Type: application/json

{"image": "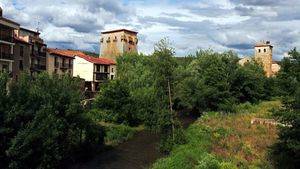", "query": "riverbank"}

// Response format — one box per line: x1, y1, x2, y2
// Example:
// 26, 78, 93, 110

68, 115, 196, 169
151, 101, 281, 169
